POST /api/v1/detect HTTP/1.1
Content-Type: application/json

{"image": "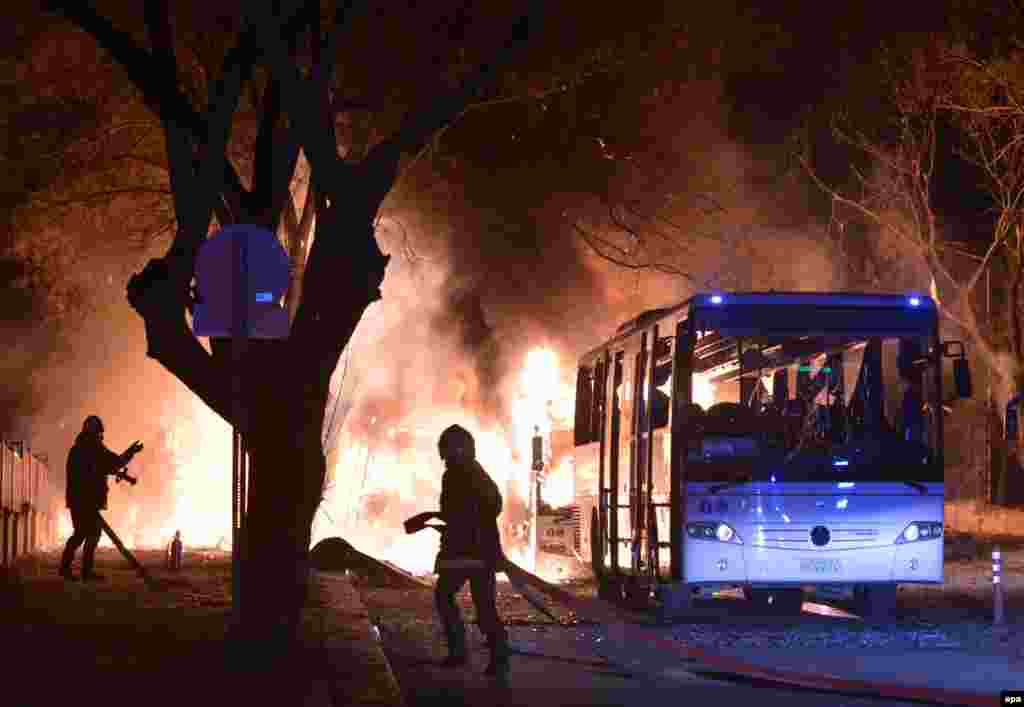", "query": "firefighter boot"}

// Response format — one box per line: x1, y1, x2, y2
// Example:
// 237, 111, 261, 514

59, 541, 78, 581
441, 628, 467, 668
484, 632, 510, 677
